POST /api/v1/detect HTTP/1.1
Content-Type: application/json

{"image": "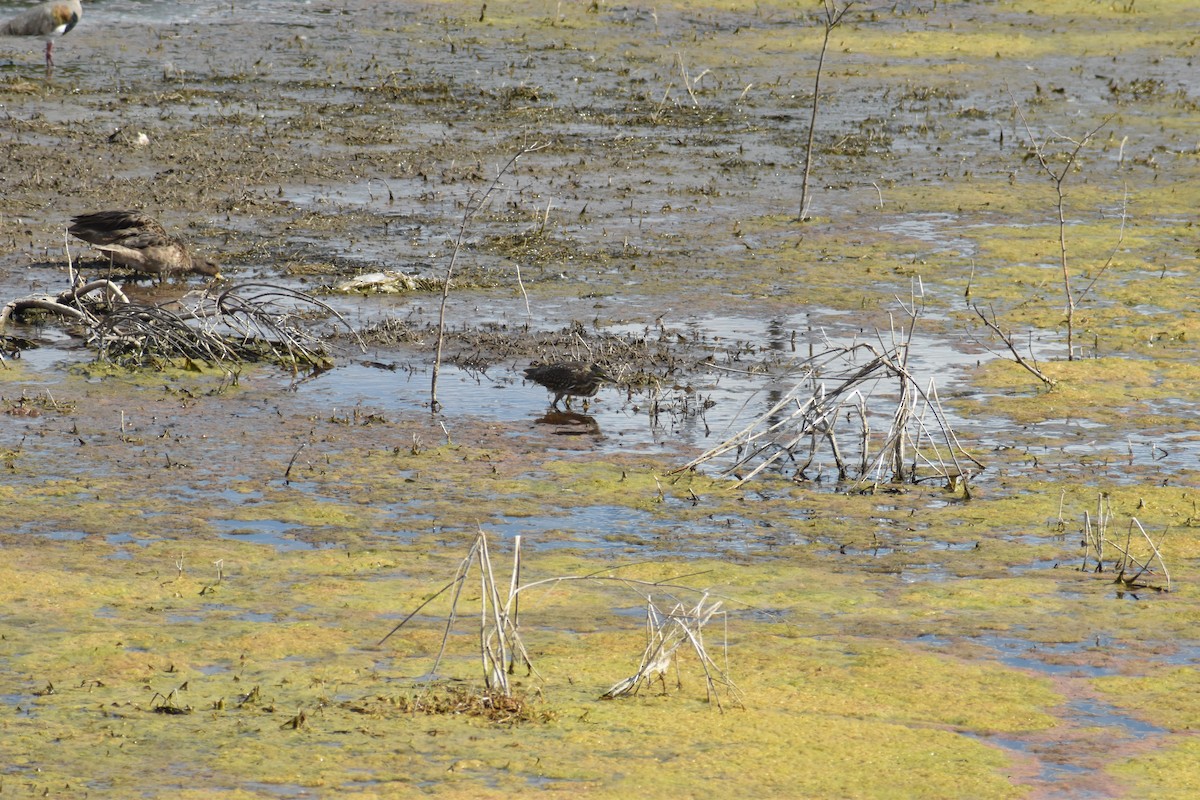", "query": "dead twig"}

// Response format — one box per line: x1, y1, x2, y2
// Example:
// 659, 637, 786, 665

971, 303, 1057, 388
1007, 87, 1114, 360
797, 0, 855, 221
431, 139, 549, 411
